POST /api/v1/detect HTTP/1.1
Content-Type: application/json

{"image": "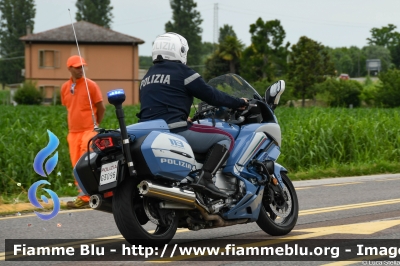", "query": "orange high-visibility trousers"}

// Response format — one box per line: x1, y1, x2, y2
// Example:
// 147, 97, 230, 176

67, 130, 98, 202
